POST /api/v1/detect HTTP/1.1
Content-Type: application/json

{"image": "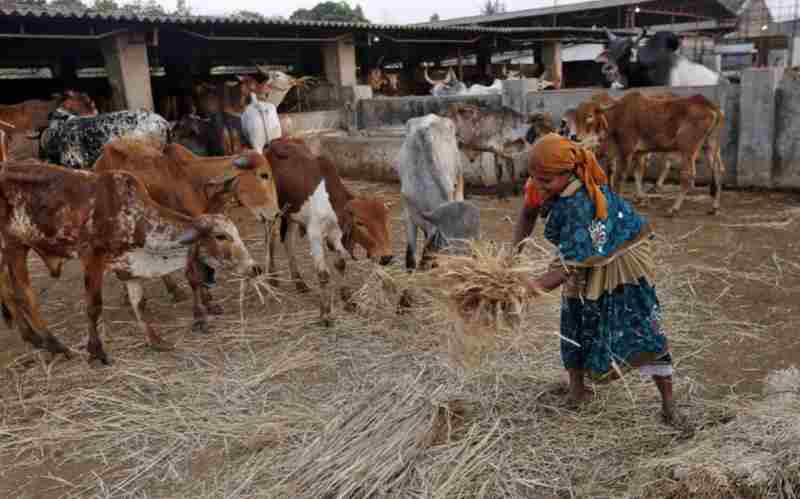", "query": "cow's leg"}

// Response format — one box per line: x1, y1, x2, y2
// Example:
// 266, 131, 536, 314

5, 246, 69, 357
185, 252, 210, 335
200, 287, 223, 315
283, 221, 310, 293
263, 220, 279, 288
82, 254, 109, 365
455, 172, 465, 202
267, 219, 280, 288
494, 153, 507, 200
125, 279, 173, 350
632, 154, 648, 203
650, 154, 673, 193
308, 226, 333, 326
161, 274, 188, 303
668, 152, 697, 216
706, 145, 723, 215
404, 210, 418, 271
